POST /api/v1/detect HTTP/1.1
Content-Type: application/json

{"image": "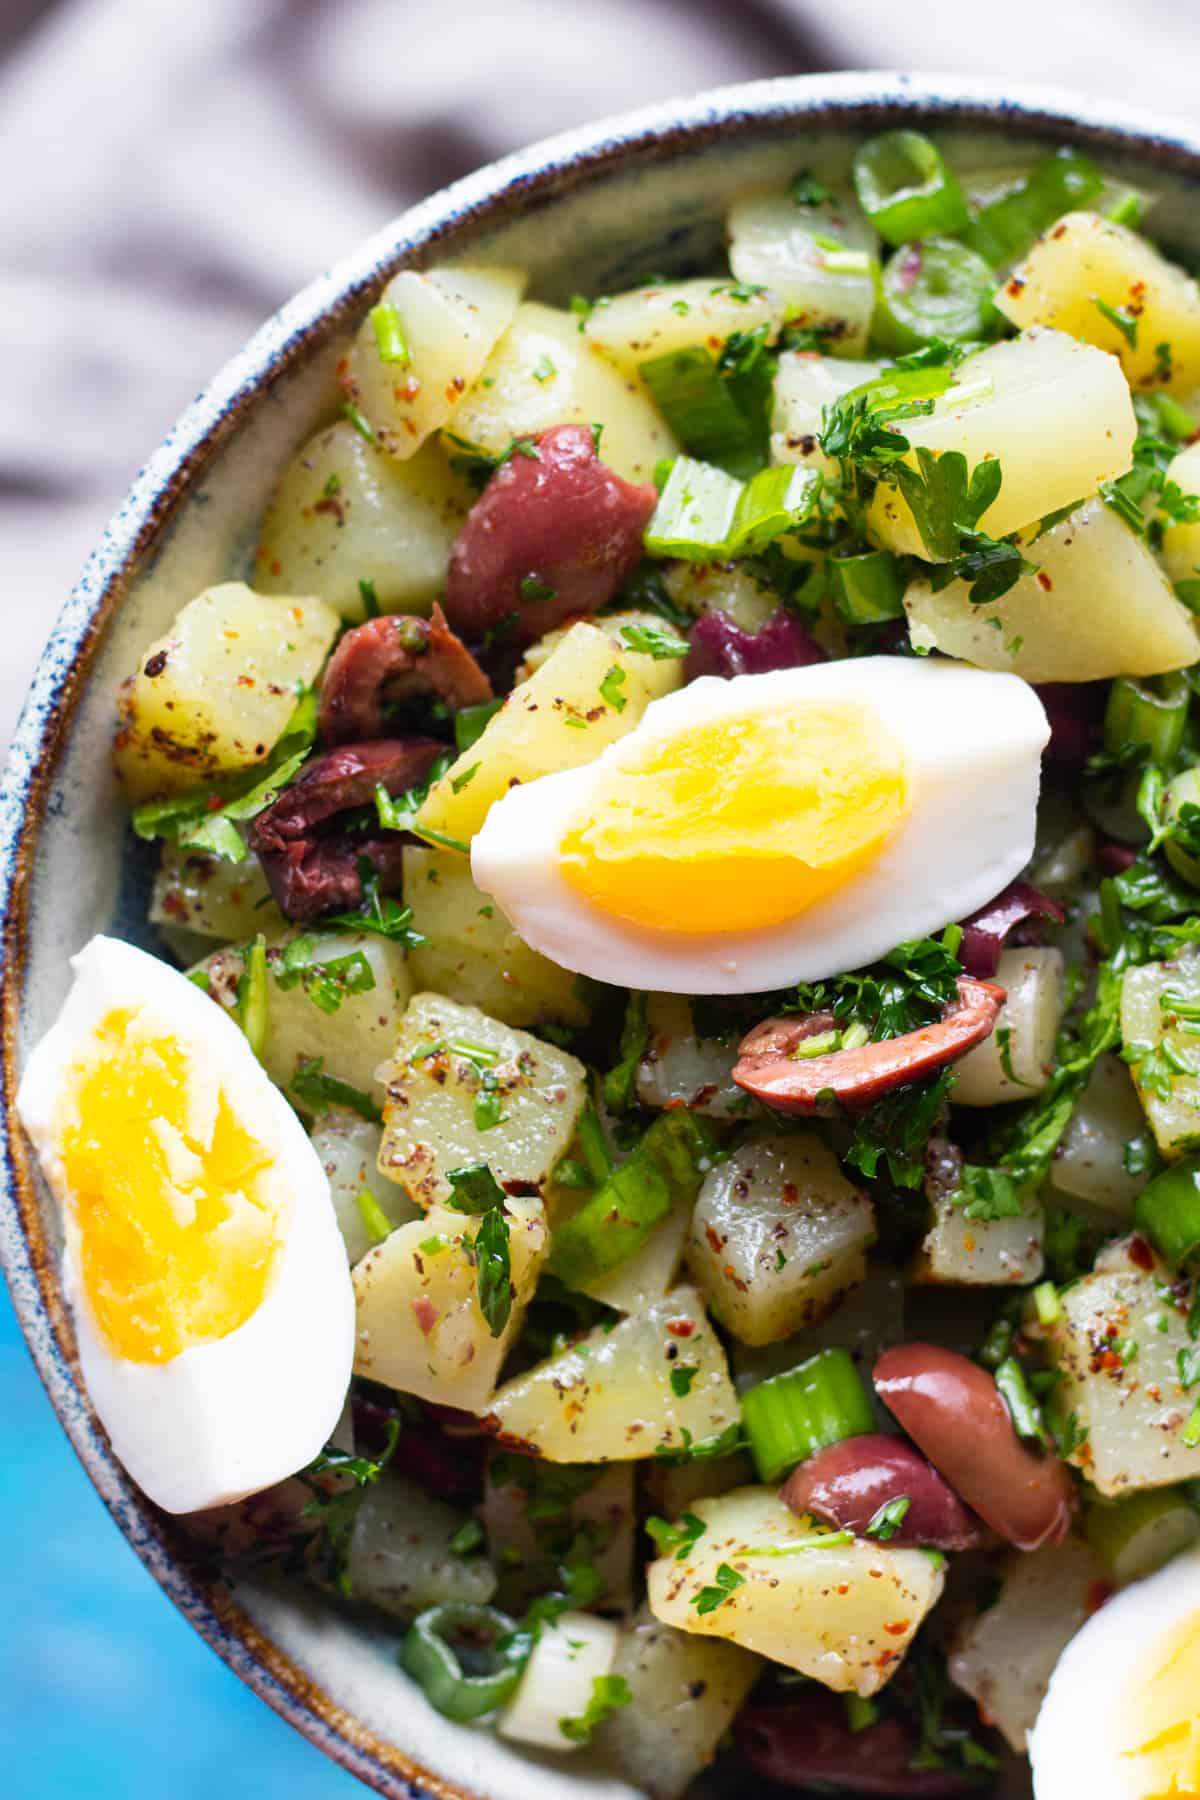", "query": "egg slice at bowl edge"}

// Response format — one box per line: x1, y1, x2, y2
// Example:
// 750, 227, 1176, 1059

16, 935, 355, 1514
